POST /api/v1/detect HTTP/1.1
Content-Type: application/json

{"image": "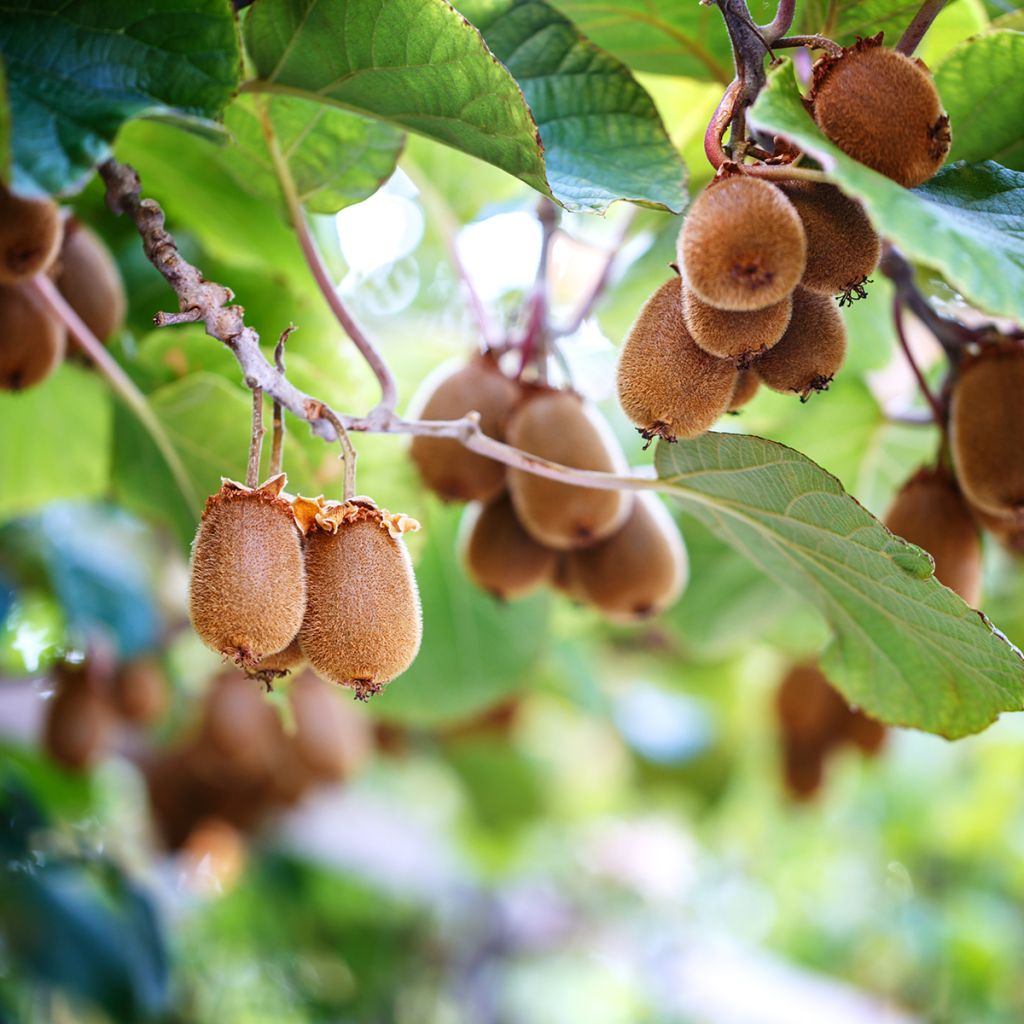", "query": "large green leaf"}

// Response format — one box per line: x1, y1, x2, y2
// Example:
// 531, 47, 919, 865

655, 434, 1024, 739
747, 63, 1024, 323
218, 94, 405, 215
0, 0, 240, 195
936, 30, 1024, 170
243, 0, 683, 211
457, 0, 686, 212
371, 501, 549, 725
548, 0, 734, 79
